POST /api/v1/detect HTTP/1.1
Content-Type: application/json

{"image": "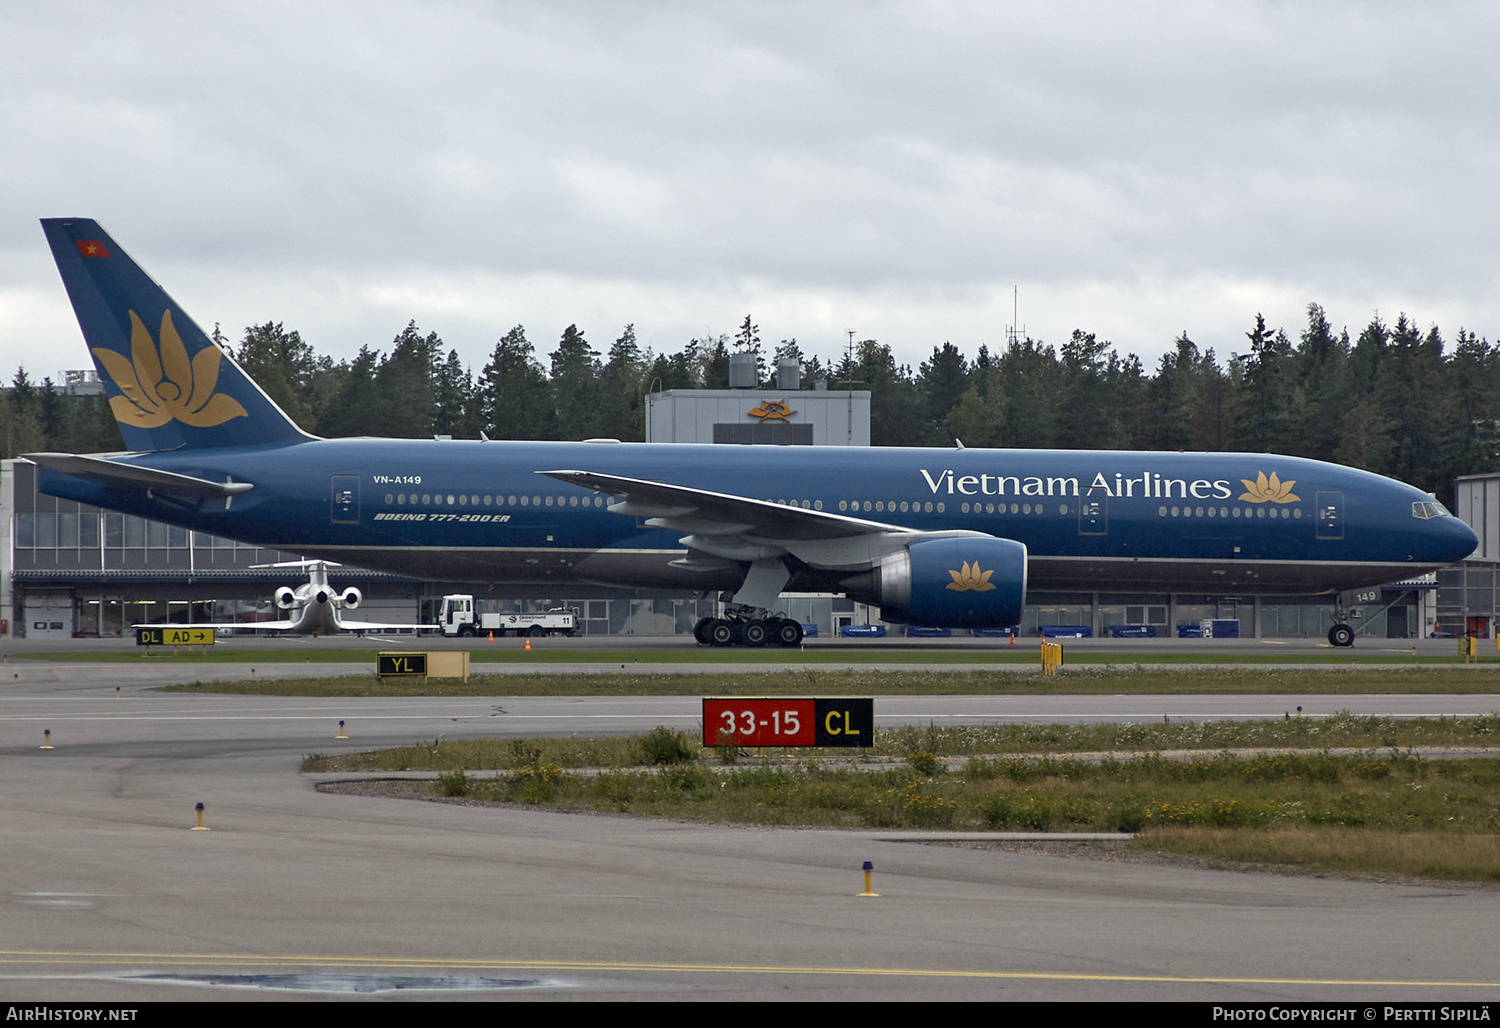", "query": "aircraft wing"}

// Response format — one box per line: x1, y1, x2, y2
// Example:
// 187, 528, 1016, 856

331, 617, 430, 633
136, 617, 429, 634
540, 469, 990, 569
135, 620, 303, 632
